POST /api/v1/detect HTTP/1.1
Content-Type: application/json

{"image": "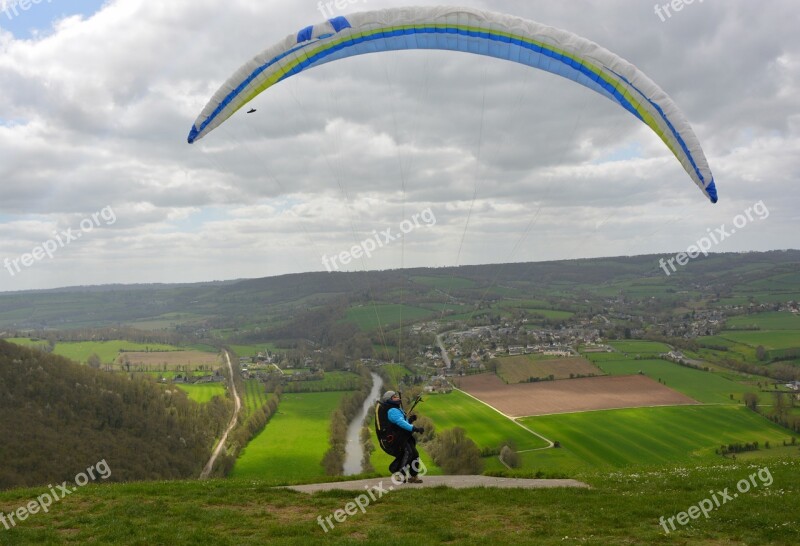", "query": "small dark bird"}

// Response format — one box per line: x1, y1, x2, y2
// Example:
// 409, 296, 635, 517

247, 108, 257, 114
